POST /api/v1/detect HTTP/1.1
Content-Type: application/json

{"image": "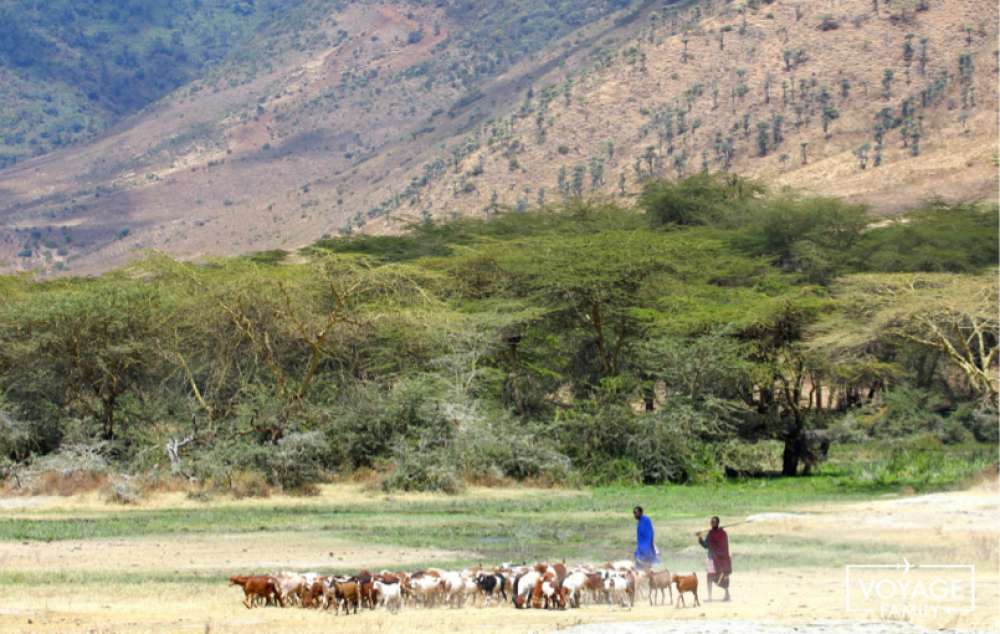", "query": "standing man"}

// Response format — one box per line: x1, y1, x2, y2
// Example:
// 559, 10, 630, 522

633, 506, 660, 569
698, 516, 732, 601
